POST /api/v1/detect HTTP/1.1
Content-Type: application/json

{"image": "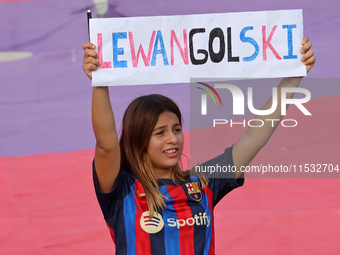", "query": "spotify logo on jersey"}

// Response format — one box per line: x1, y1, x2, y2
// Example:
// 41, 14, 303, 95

140, 211, 211, 234
140, 211, 164, 234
